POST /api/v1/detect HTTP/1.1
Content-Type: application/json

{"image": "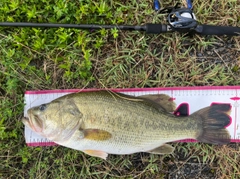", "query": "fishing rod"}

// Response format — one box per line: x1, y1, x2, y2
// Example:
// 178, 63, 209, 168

0, 3, 239, 36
